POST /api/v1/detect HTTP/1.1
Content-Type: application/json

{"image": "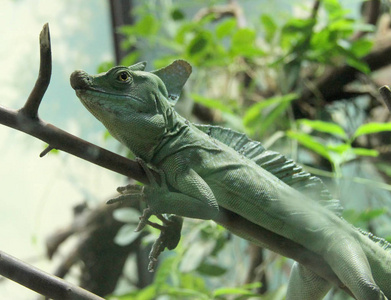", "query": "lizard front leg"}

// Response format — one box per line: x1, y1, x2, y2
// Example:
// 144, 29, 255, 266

135, 157, 220, 222
108, 157, 219, 270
